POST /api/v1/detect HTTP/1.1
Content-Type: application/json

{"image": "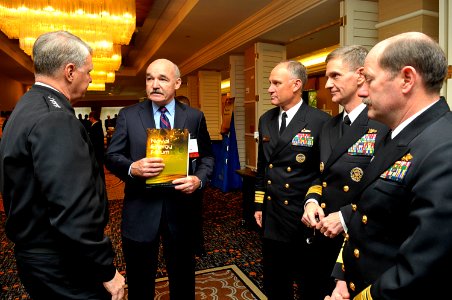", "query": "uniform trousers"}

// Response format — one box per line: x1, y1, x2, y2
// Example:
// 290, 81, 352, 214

14, 248, 110, 300
263, 237, 311, 300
